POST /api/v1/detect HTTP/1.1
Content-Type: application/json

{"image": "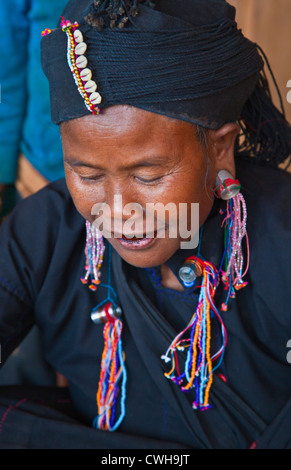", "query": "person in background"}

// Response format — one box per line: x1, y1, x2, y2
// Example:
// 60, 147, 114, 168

0, 0, 68, 221
0, 0, 68, 386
